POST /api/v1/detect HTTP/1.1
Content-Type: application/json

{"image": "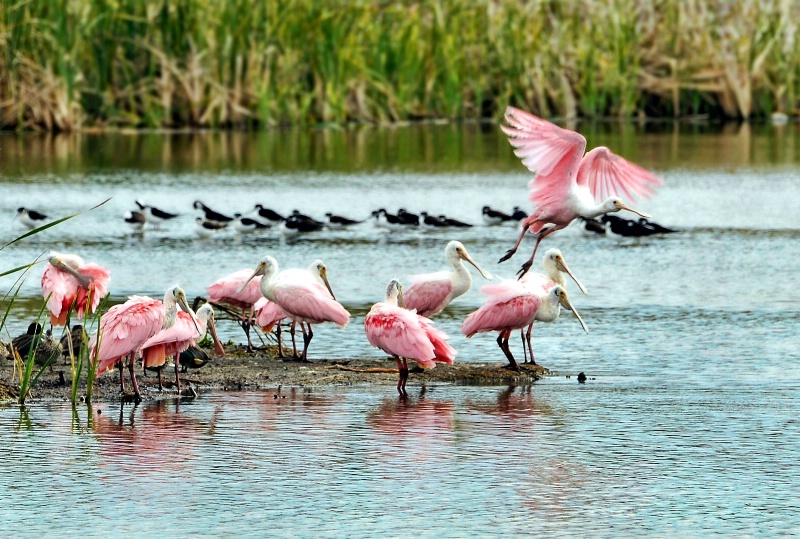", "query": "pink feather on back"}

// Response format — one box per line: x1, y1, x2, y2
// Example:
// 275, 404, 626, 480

90, 296, 164, 375
461, 281, 541, 337
254, 297, 287, 330
41, 260, 111, 326
272, 281, 350, 327
141, 310, 204, 368
207, 269, 262, 308
403, 278, 454, 317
